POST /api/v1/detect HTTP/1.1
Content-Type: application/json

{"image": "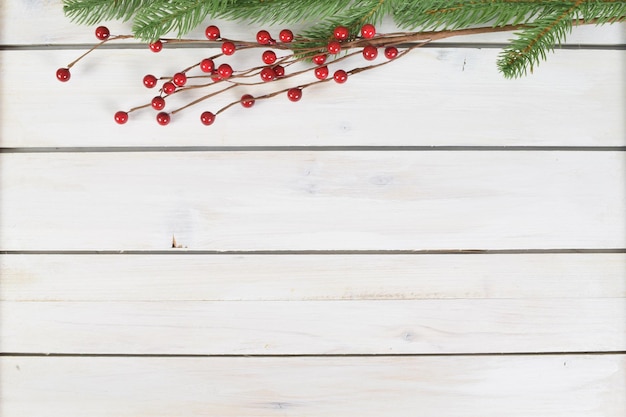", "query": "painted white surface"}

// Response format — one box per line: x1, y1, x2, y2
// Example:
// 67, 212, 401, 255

2, 355, 625, 417
1, 48, 624, 147
2, 298, 624, 354
0, 1, 624, 416
1, 152, 624, 250
2, 254, 624, 301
